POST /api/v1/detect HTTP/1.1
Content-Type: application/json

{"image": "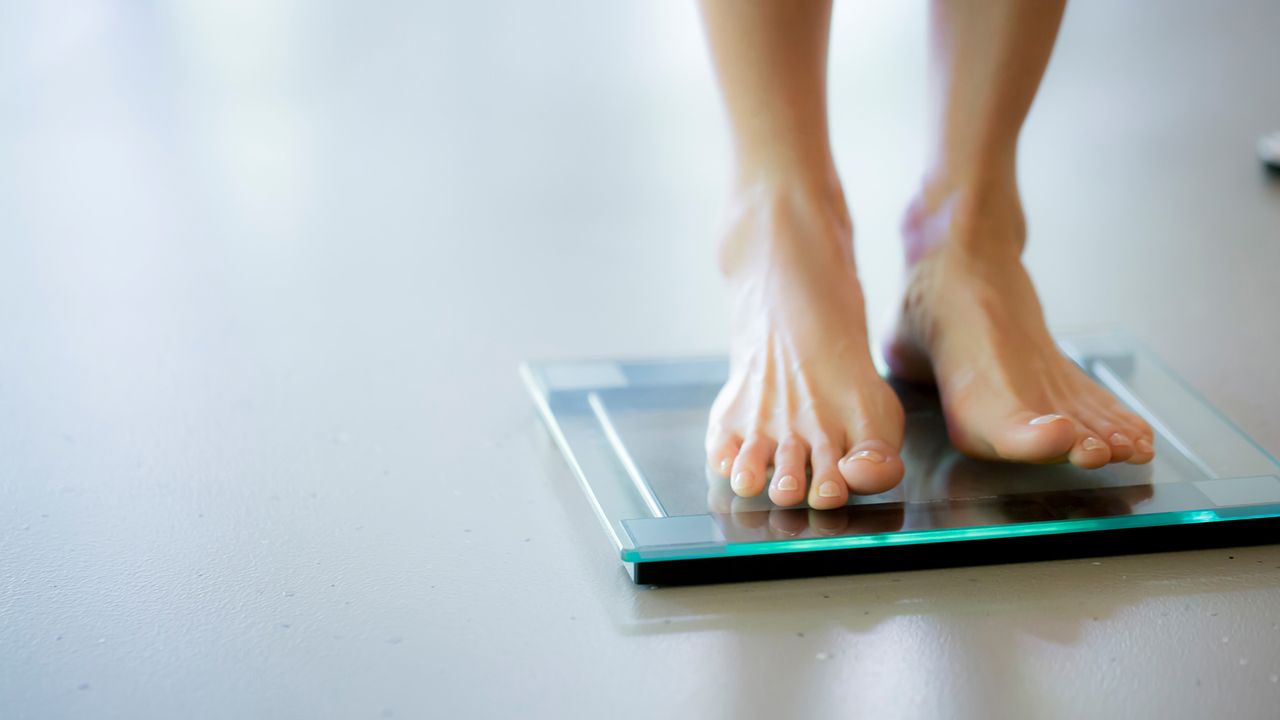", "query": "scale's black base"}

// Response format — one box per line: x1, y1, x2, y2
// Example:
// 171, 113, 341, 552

523, 332, 1280, 586
630, 515, 1280, 586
